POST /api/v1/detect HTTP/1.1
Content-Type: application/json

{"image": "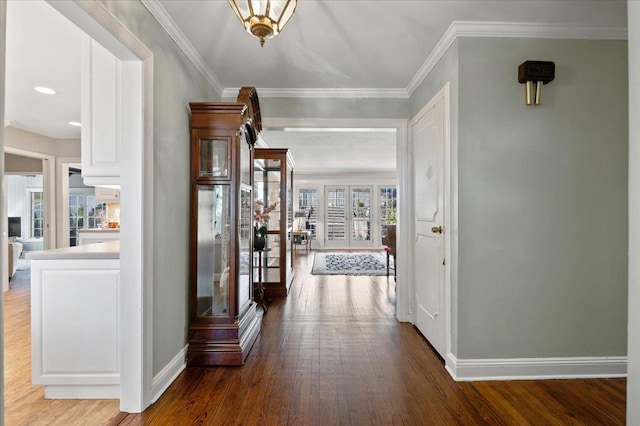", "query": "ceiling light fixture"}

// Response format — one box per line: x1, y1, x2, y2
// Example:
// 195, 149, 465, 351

34, 86, 56, 95
69, 121, 82, 127
228, 0, 297, 47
